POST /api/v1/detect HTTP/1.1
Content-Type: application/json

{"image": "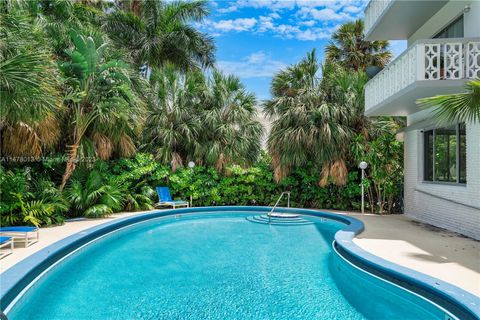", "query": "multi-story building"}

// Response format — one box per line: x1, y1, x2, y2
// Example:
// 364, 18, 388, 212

364, 0, 480, 239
